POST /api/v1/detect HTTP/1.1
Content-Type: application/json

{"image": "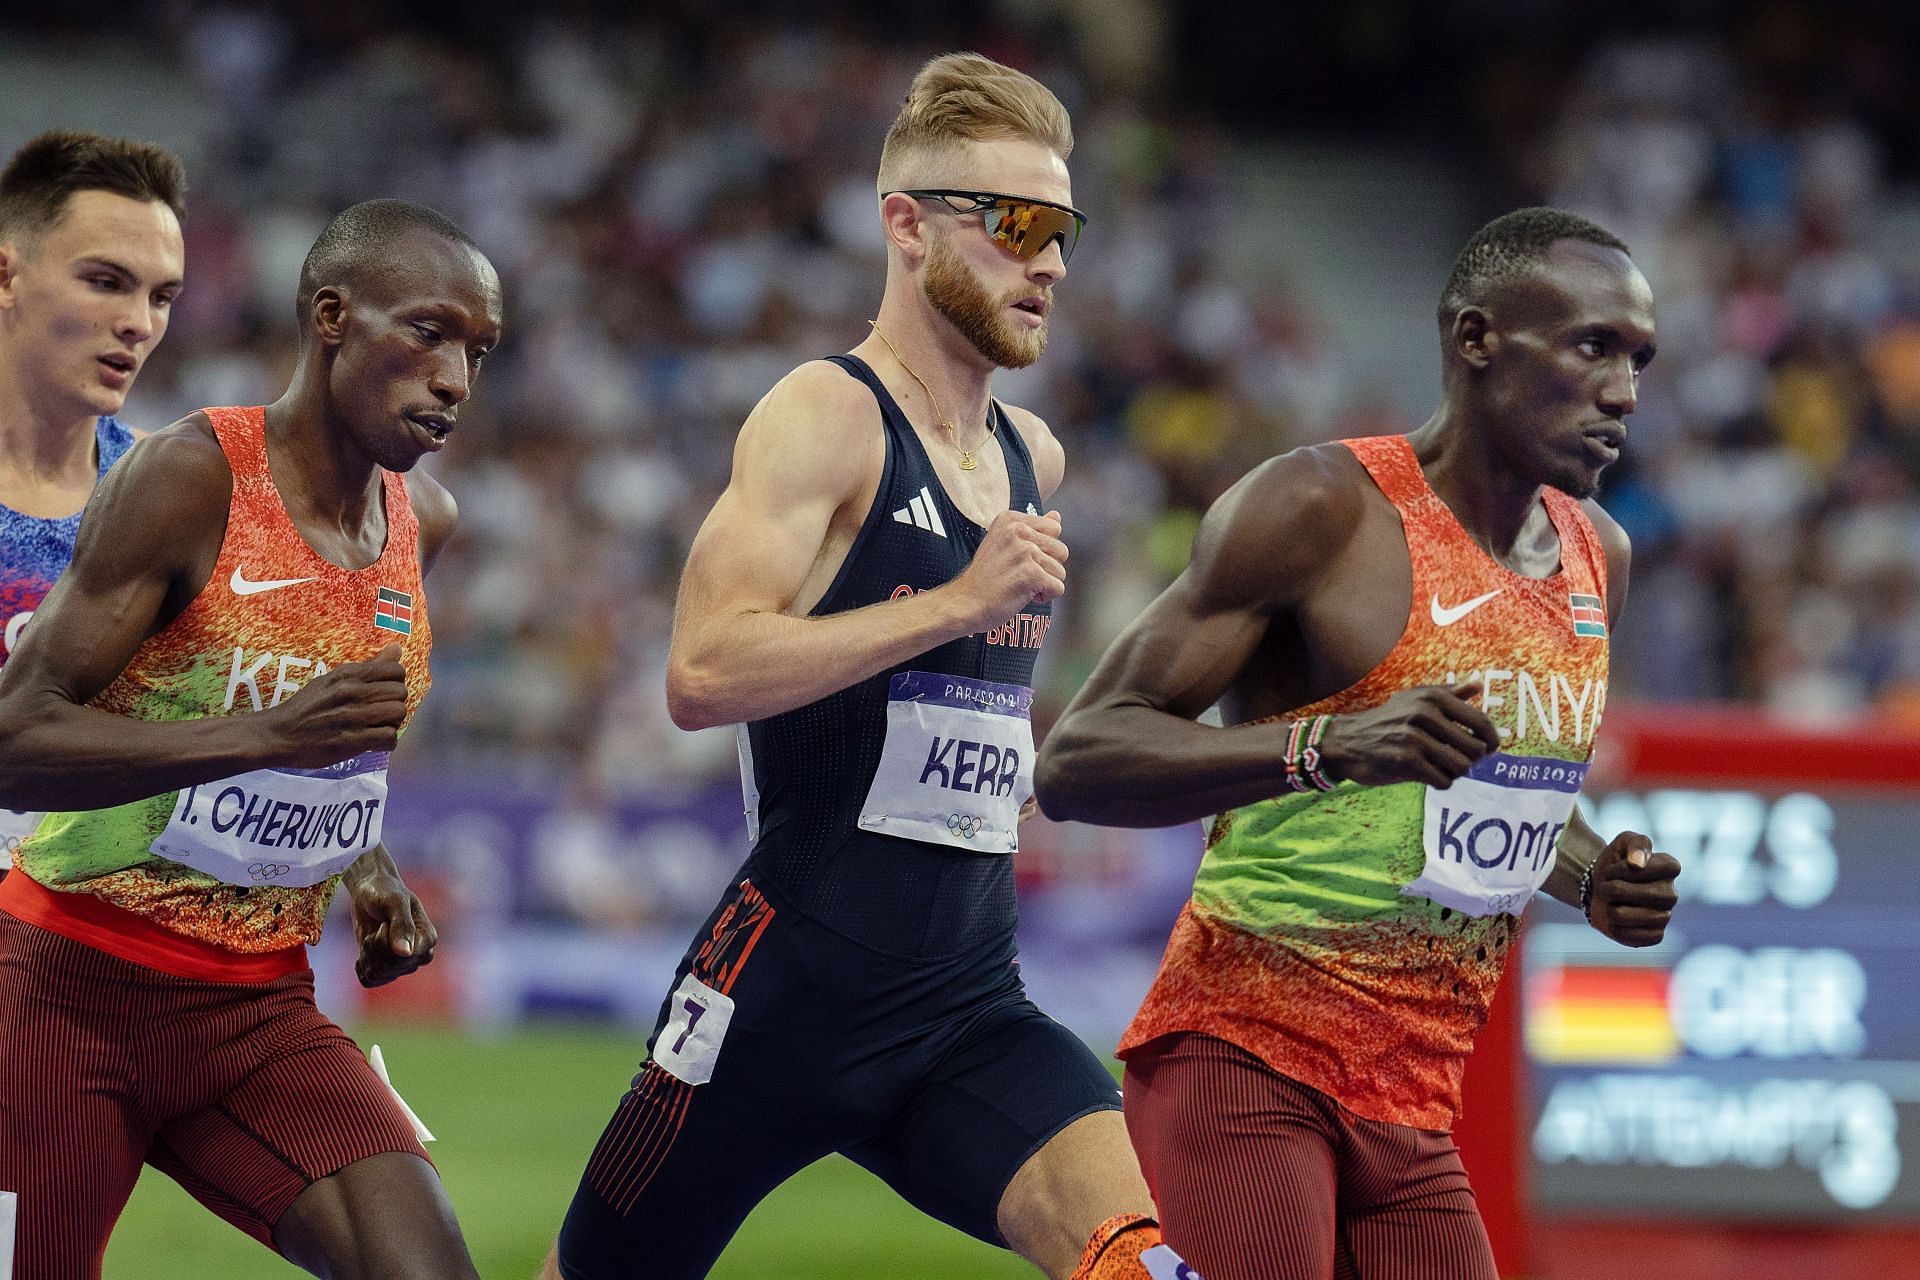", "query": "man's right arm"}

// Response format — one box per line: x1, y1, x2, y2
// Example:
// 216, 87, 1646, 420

1035, 447, 1500, 828
667, 363, 1067, 729
0, 420, 406, 811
